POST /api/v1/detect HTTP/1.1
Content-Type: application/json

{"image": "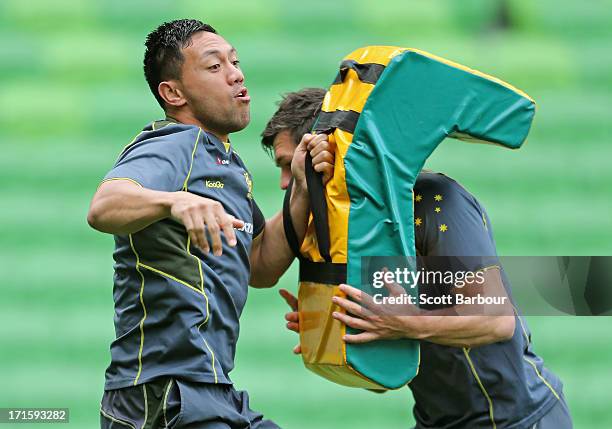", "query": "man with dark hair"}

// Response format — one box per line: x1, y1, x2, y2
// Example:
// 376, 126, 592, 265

263, 89, 572, 428
261, 88, 327, 190
88, 20, 333, 428
143, 20, 218, 109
